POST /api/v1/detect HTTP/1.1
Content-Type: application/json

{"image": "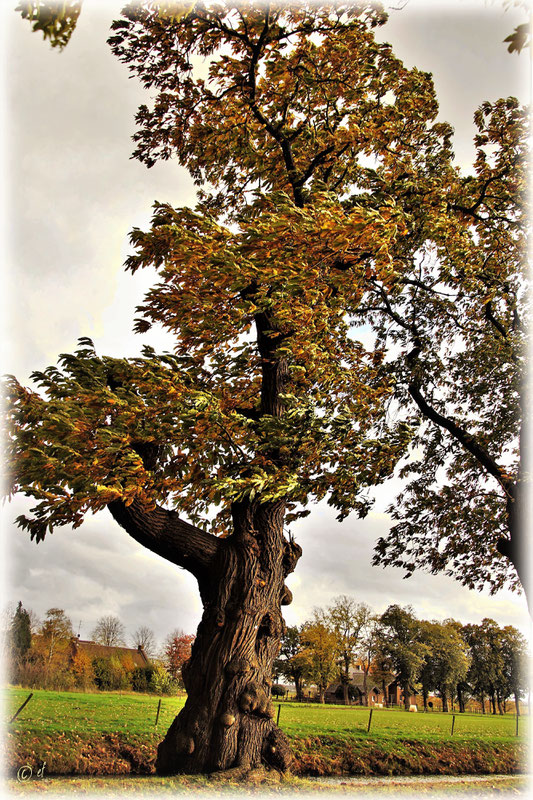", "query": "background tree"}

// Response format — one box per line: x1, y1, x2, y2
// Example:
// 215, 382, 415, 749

297, 618, 339, 704
462, 621, 492, 714
462, 618, 511, 715
90, 615, 126, 647
445, 619, 472, 714
483, 618, 508, 715
10, 601, 32, 662
418, 619, 470, 712
274, 625, 306, 702
0, 603, 16, 664
131, 625, 157, 659
365, 647, 394, 706
92, 655, 130, 691
27, 608, 41, 636
71, 647, 95, 690
499, 624, 529, 715
378, 605, 428, 710
355, 610, 382, 706
327, 596, 370, 705
32, 607, 74, 687
368, 94, 528, 599
5, 0, 526, 777
164, 630, 195, 687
